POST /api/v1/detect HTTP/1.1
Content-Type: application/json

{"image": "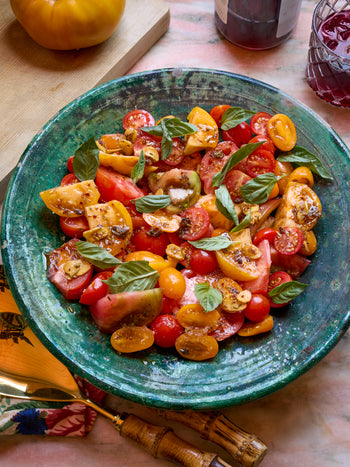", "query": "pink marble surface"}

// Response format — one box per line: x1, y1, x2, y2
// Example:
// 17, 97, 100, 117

1, 1, 350, 466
